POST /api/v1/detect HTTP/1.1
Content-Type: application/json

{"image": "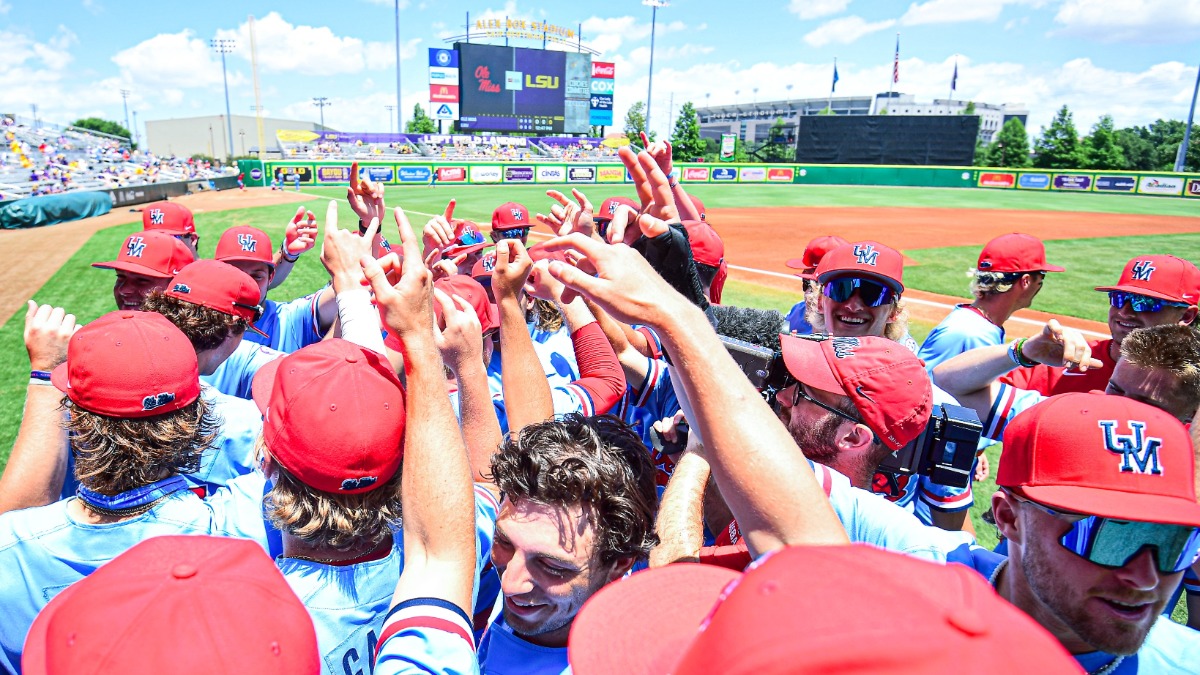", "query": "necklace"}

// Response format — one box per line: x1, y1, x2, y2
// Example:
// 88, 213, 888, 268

76, 491, 169, 517
990, 559, 1126, 675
